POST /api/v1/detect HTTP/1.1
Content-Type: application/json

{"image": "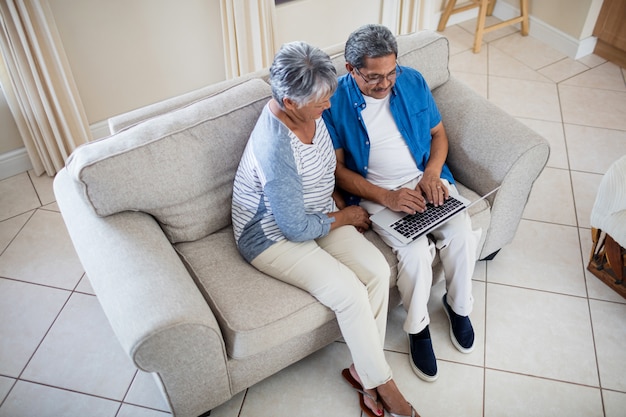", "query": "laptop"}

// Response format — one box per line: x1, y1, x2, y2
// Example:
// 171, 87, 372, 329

370, 186, 500, 245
